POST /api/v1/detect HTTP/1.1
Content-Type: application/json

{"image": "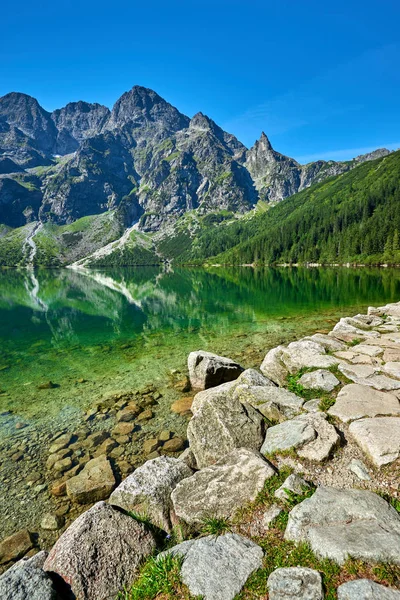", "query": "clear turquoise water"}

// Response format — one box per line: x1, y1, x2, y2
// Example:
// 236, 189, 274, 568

1, 266, 400, 437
